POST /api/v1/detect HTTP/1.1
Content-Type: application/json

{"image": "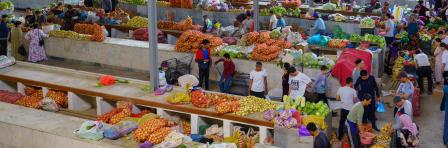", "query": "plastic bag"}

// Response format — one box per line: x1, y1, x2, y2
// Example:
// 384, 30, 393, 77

104, 121, 138, 140
376, 101, 385, 113
178, 74, 199, 88
210, 143, 238, 148
139, 141, 153, 148
74, 121, 104, 141
40, 97, 59, 112
297, 125, 311, 137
